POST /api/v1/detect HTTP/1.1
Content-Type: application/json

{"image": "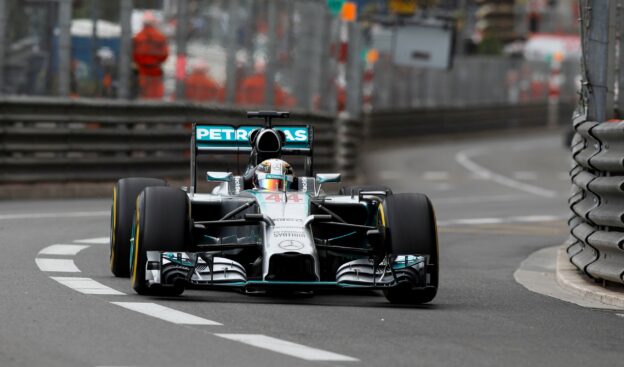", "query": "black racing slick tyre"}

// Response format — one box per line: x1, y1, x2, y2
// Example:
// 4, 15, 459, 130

380, 193, 439, 304
131, 186, 189, 296
110, 177, 166, 277
339, 185, 392, 196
